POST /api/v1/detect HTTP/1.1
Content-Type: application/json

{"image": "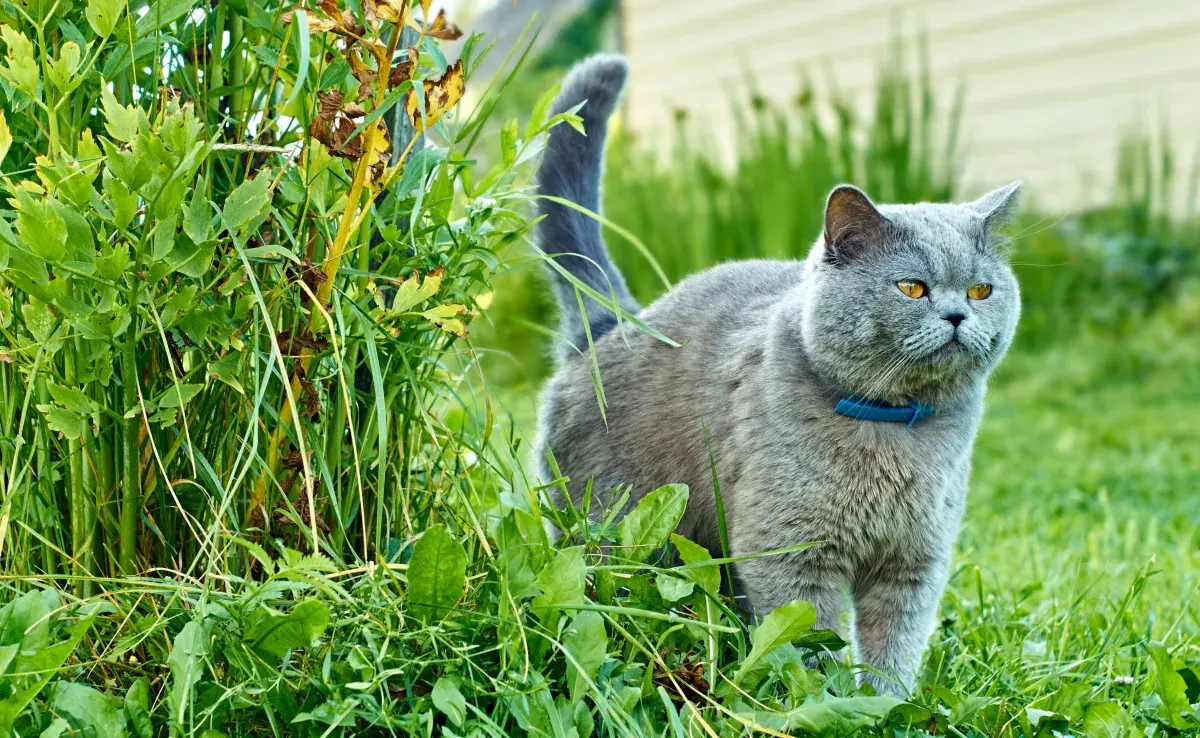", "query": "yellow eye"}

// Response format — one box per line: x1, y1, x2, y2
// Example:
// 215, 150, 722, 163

967, 283, 993, 300
897, 280, 926, 299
